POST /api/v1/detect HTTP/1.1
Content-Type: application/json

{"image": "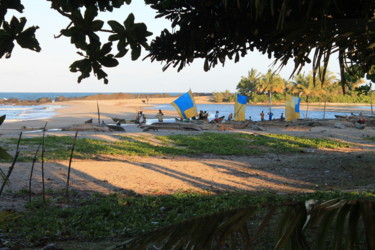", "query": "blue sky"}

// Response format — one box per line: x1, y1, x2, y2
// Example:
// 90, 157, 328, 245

0, 0, 342, 93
